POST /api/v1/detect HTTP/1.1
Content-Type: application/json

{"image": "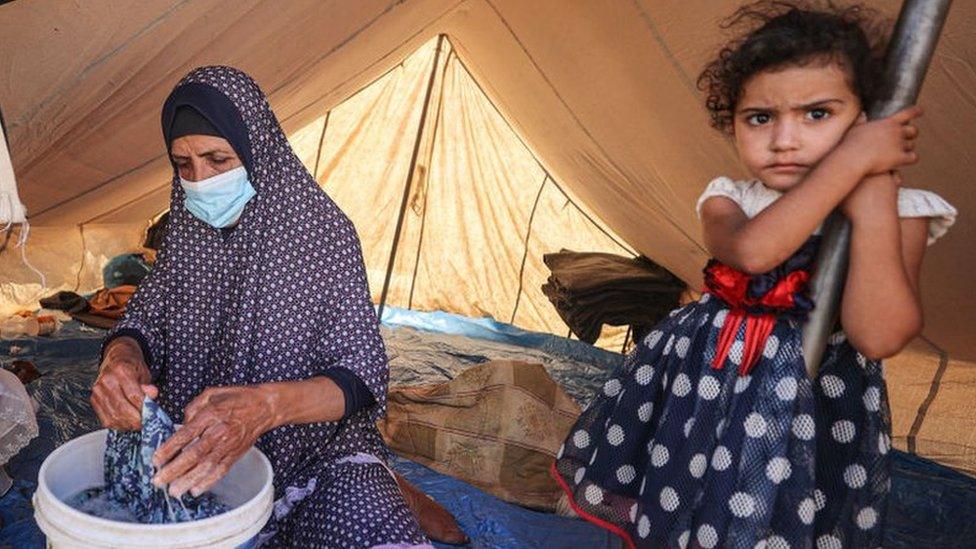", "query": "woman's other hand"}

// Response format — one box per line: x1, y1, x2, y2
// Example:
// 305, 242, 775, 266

152, 385, 274, 498
92, 337, 157, 431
